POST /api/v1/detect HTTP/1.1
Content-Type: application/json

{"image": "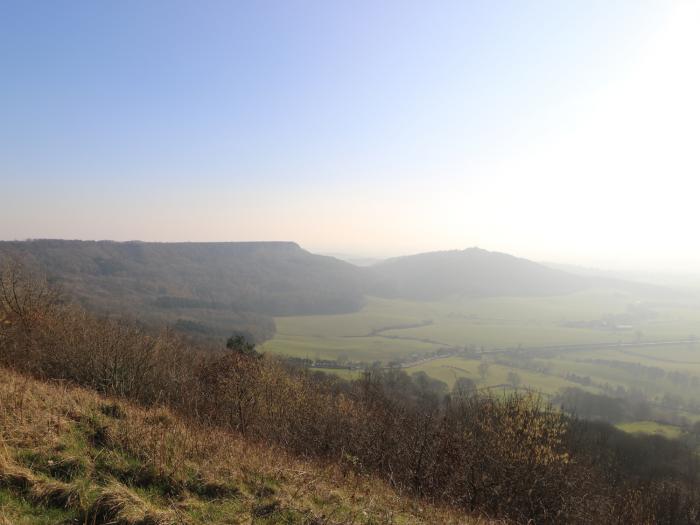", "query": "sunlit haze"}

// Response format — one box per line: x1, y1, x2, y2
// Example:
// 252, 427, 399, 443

2, 1, 698, 271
